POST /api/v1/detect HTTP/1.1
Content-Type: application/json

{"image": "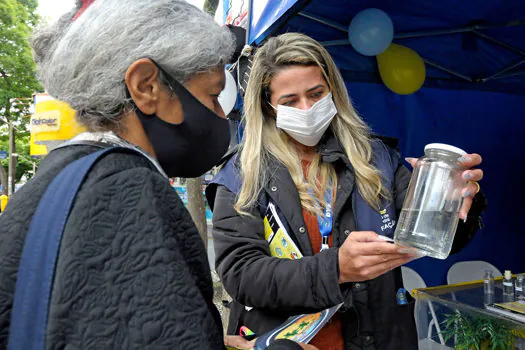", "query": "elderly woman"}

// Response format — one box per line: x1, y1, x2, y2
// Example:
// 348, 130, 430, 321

0, 1, 314, 349
207, 33, 486, 349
